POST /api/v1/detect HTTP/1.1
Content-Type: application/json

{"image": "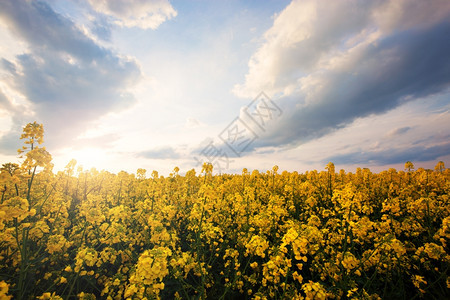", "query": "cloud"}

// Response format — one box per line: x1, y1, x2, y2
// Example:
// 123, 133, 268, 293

0, 88, 11, 111
86, 0, 177, 29
185, 117, 203, 129
0, 0, 142, 151
88, 17, 112, 41
233, 0, 375, 98
233, 0, 450, 153
234, 0, 450, 98
137, 146, 181, 160
323, 141, 450, 166
0, 88, 31, 155
1, 58, 16, 75
386, 126, 412, 137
